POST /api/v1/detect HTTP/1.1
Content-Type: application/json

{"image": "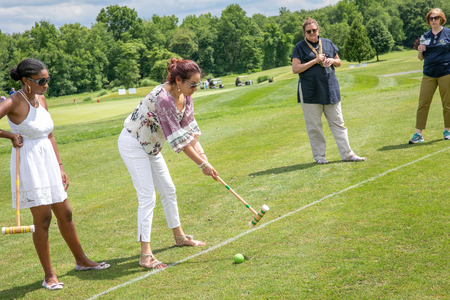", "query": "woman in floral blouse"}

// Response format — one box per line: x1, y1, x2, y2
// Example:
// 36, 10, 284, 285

118, 58, 218, 269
